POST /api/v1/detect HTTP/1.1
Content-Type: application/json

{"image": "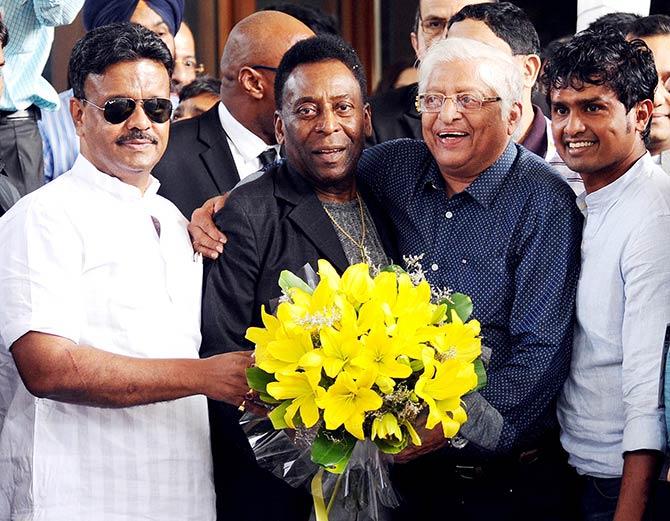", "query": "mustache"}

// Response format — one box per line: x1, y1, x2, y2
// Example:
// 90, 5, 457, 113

116, 130, 159, 145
